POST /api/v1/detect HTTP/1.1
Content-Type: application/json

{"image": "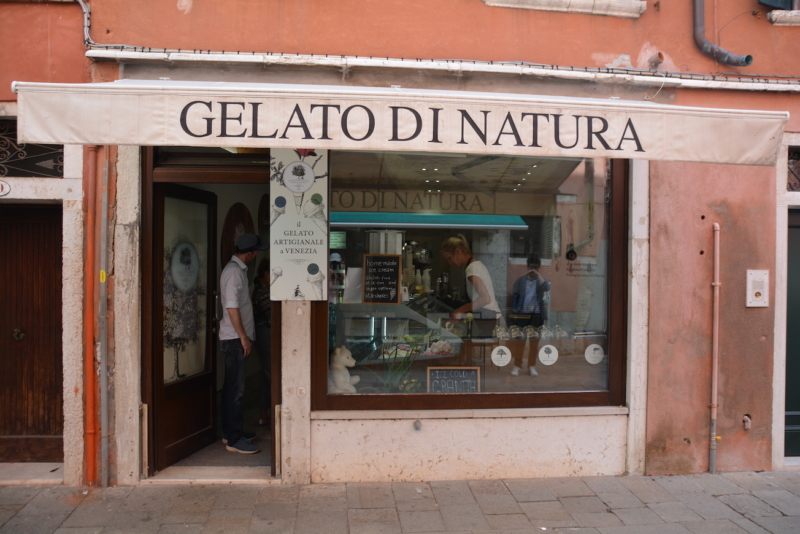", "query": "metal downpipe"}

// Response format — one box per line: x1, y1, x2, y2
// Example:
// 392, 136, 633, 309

99, 149, 110, 487
693, 0, 753, 67
710, 223, 721, 474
